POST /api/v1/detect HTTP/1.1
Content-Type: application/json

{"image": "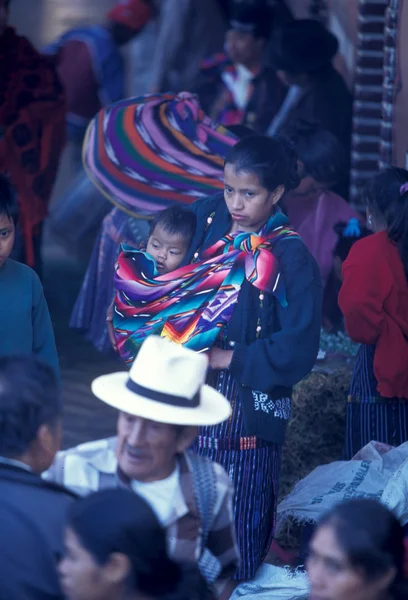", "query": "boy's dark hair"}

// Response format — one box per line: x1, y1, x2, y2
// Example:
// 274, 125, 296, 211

0, 356, 61, 458
149, 206, 197, 247
286, 119, 346, 187
0, 173, 18, 226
